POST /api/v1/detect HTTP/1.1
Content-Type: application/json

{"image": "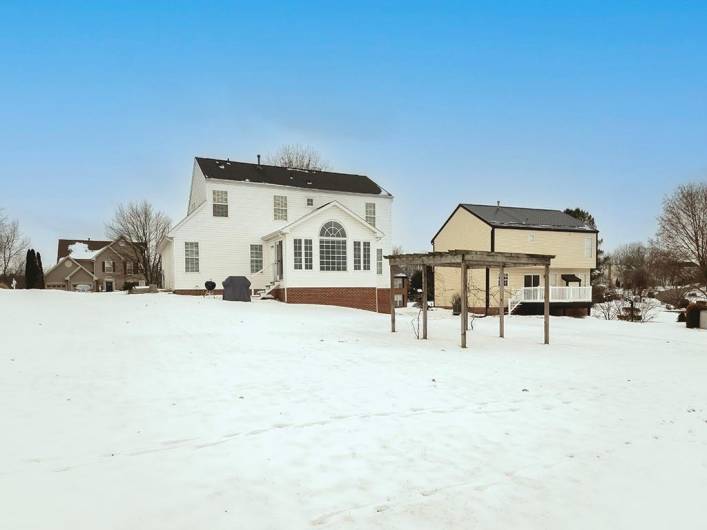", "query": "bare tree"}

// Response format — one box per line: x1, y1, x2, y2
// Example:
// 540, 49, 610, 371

106, 201, 171, 286
610, 242, 652, 293
657, 182, 707, 294
0, 210, 30, 277
265, 144, 328, 170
